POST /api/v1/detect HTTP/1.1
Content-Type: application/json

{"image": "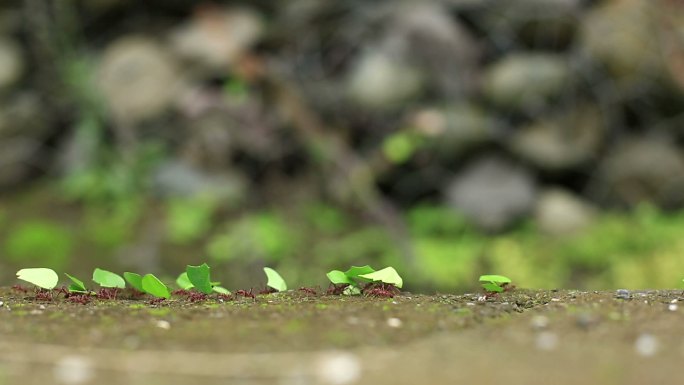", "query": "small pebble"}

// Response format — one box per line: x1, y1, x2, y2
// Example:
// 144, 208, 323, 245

155, 320, 171, 330
466, 302, 475, 306
386, 318, 402, 328
635, 334, 658, 357
535, 332, 558, 351
615, 289, 631, 300
550, 298, 560, 302
668, 304, 678, 312
39, 305, 46, 310
30, 310, 43, 315
530, 315, 549, 330
477, 295, 487, 302
670, 299, 678, 304
575, 312, 597, 330
0, 301, 4, 307
316, 352, 361, 385
54, 355, 94, 384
